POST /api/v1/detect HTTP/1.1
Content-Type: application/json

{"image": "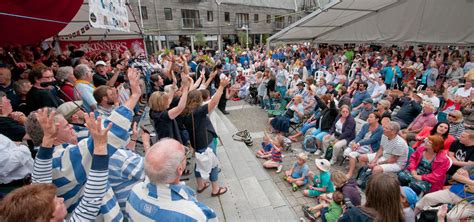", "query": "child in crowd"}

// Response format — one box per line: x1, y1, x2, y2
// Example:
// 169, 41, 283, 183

303, 191, 344, 222
262, 133, 284, 173
256, 132, 273, 158
303, 159, 334, 198
330, 170, 361, 206
400, 186, 418, 222
283, 153, 310, 191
